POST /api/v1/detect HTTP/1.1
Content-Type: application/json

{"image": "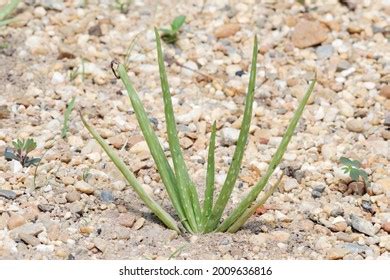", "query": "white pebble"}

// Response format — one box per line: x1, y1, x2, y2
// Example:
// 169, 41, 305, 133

363, 82, 376, 90
51, 72, 65, 84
